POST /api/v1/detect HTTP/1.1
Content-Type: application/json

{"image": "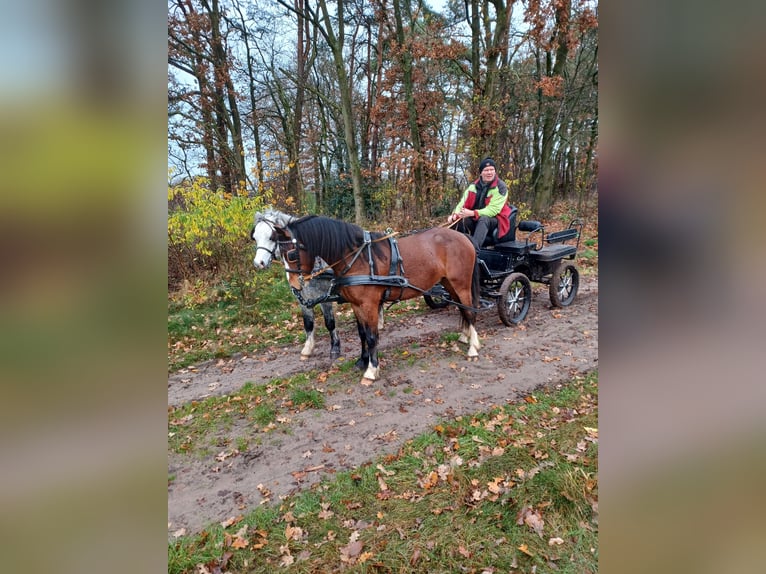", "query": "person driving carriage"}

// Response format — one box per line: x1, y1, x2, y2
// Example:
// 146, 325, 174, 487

447, 157, 515, 250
